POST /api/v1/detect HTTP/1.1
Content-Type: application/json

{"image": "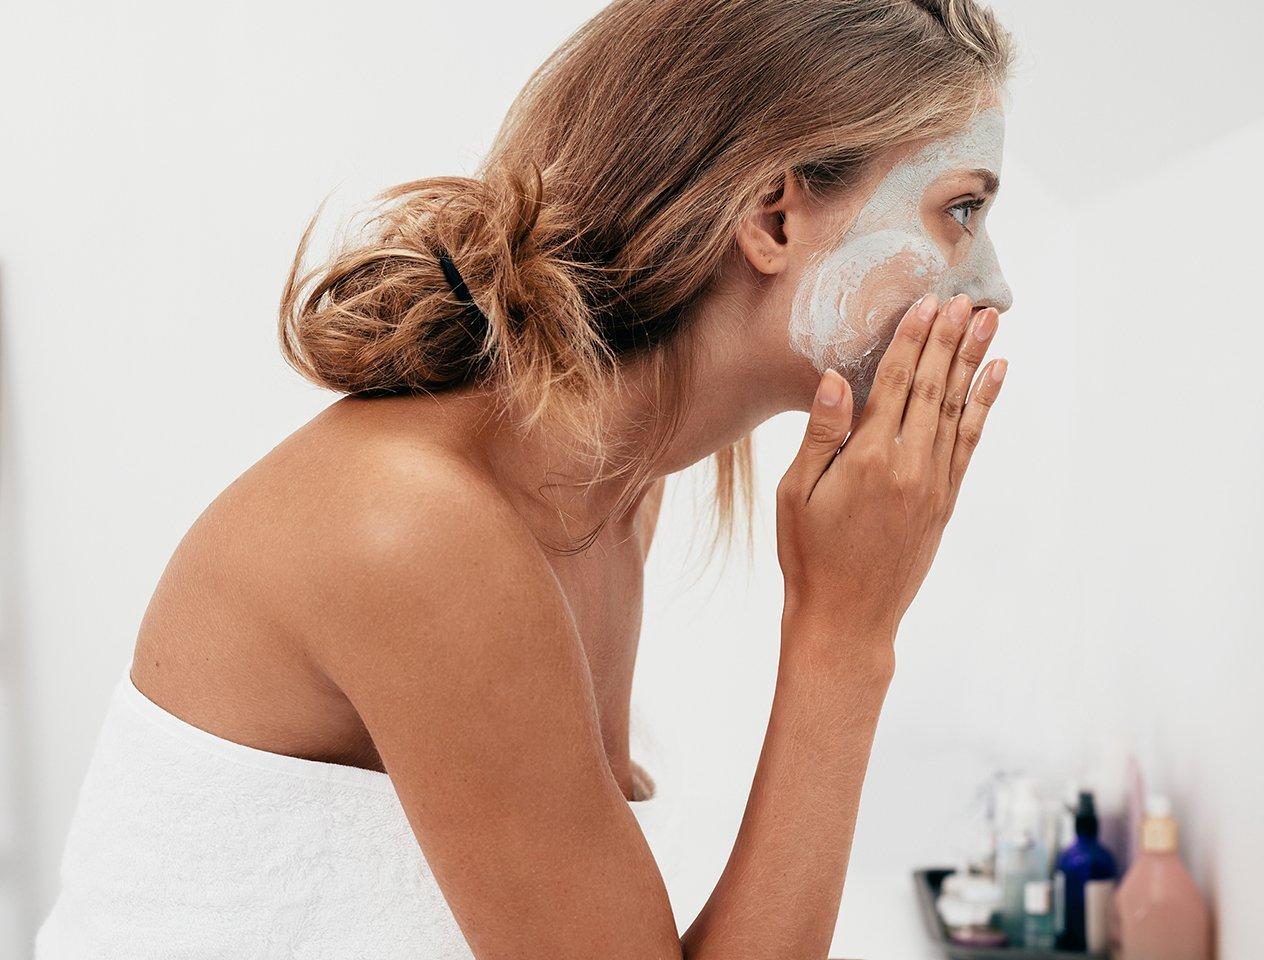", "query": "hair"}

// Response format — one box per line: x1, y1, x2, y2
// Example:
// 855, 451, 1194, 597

279, 0, 1013, 551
